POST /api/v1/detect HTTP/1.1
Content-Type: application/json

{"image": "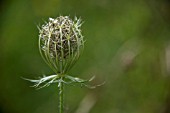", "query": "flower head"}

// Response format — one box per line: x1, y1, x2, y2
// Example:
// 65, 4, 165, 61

24, 16, 102, 89
38, 16, 84, 74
